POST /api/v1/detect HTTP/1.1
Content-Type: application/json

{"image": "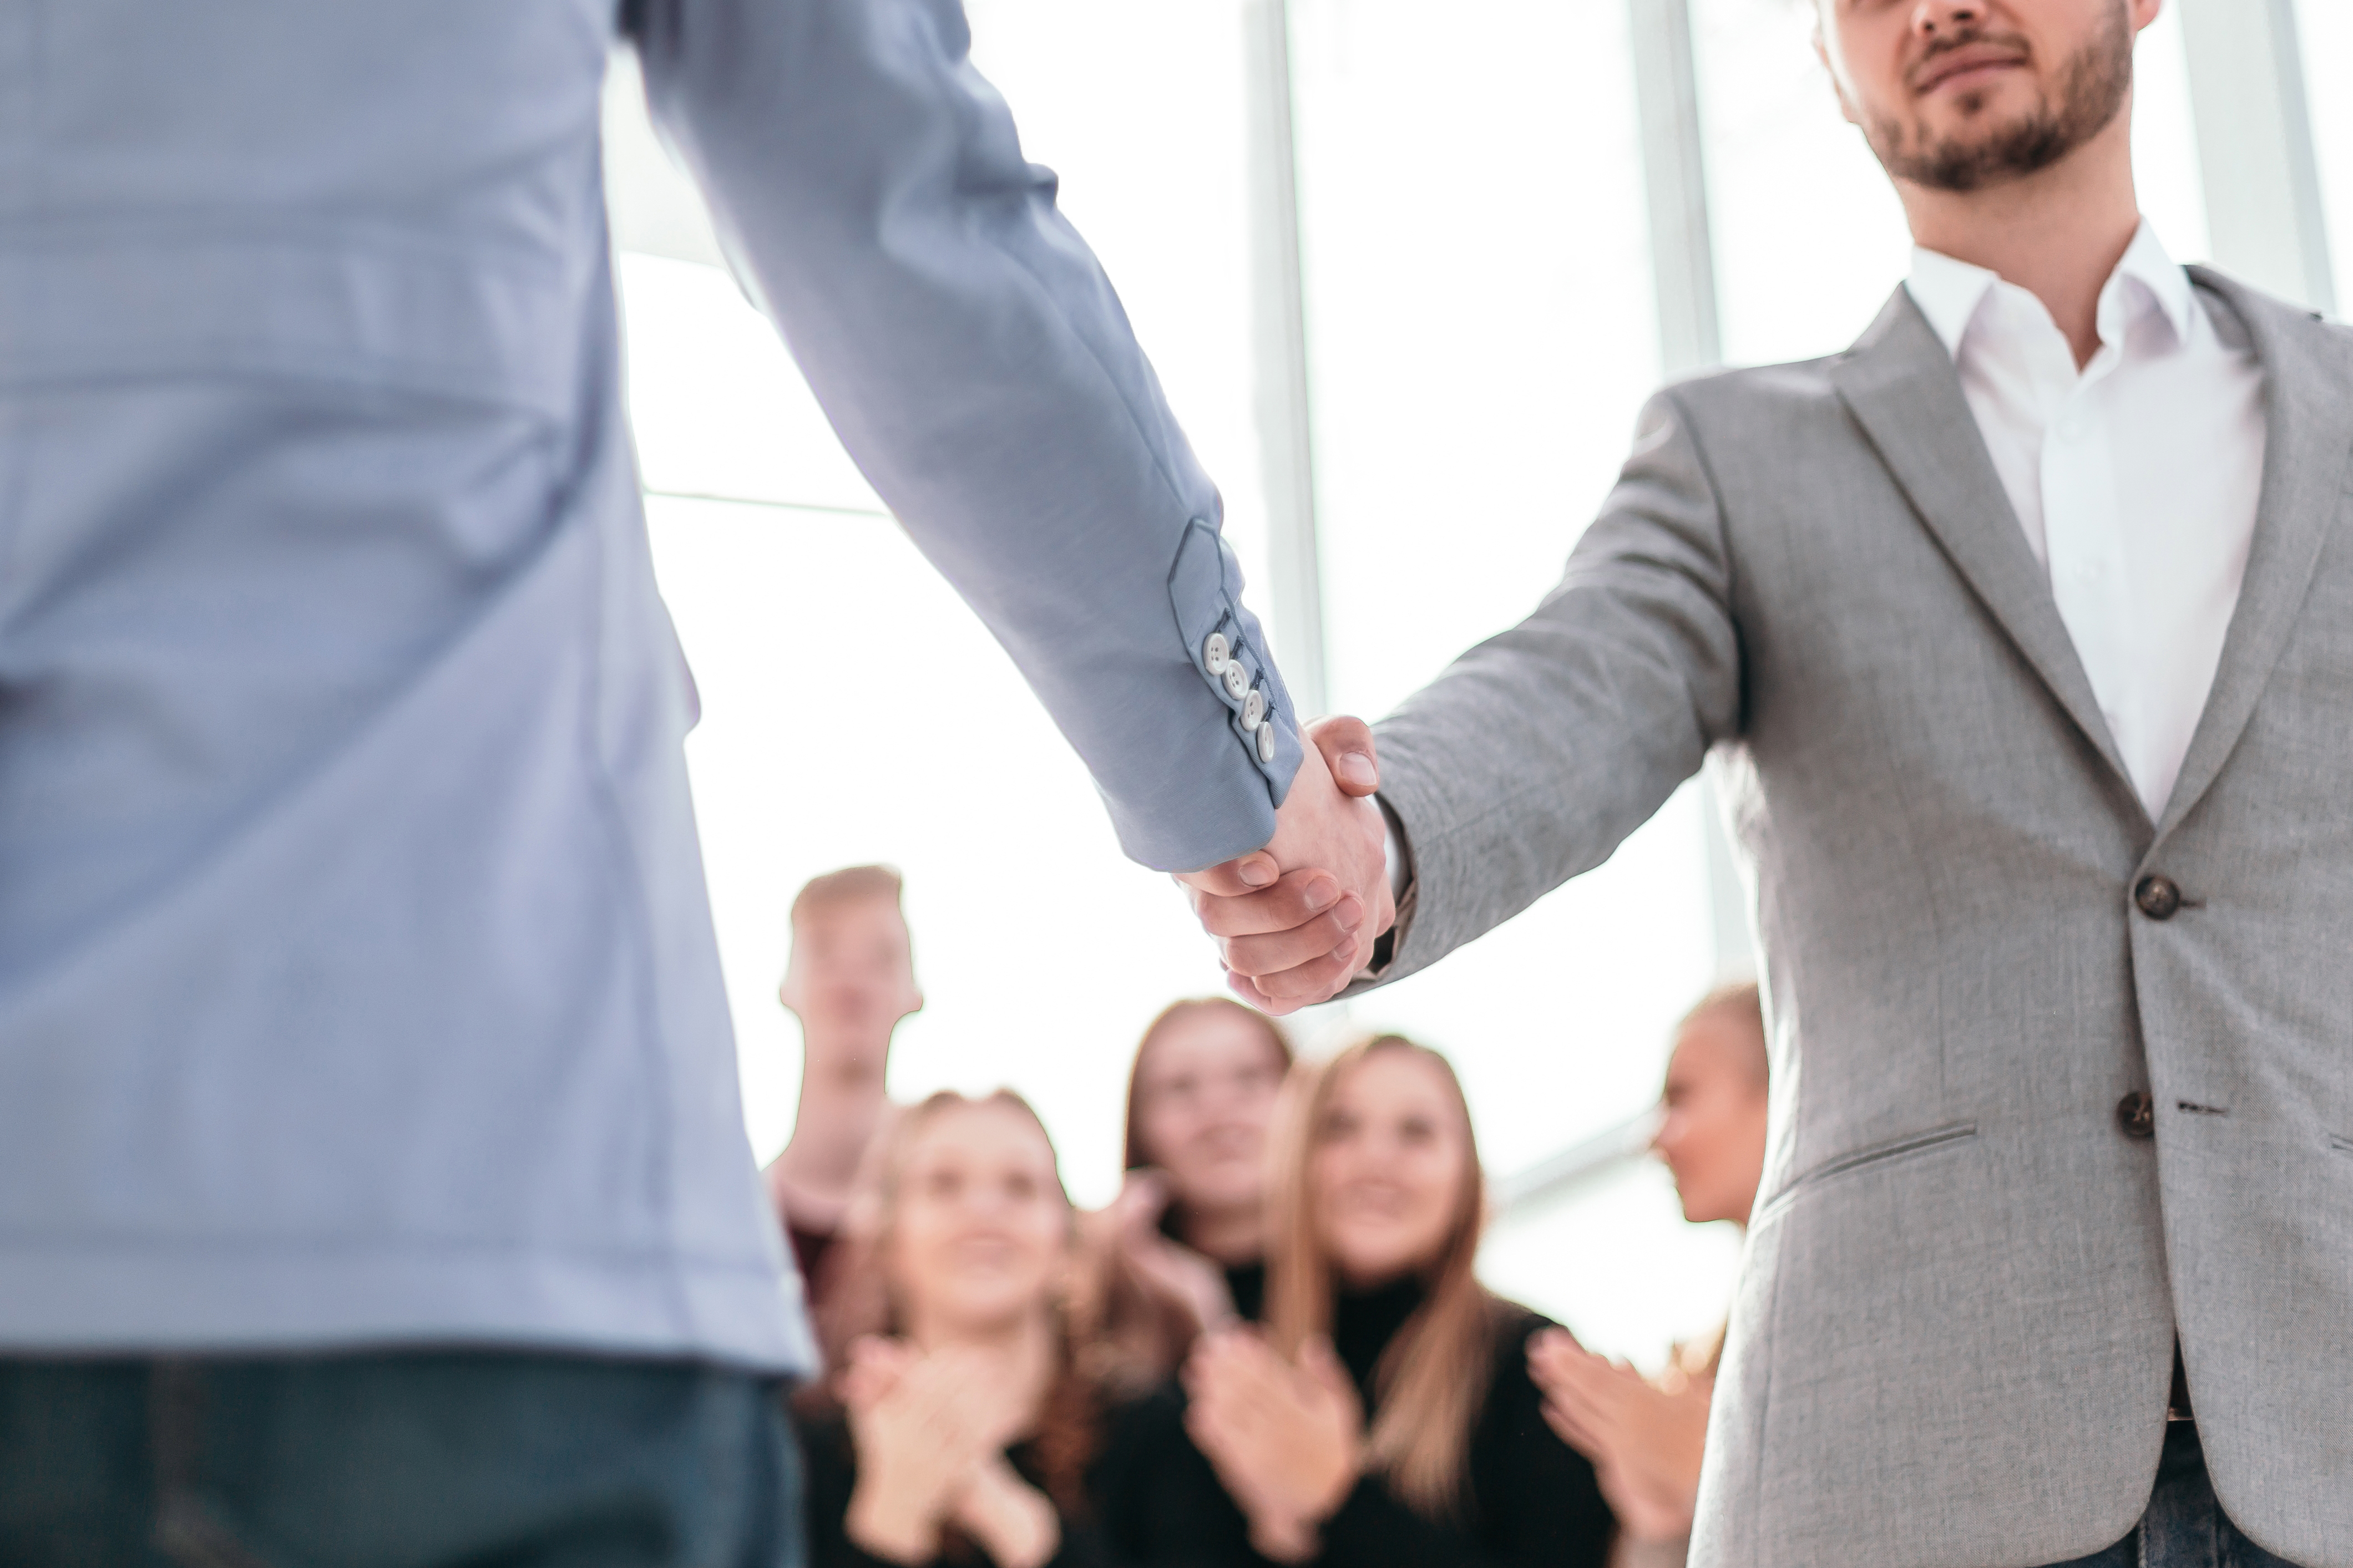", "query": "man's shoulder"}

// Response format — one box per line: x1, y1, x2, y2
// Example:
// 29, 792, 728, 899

1639, 346, 1874, 452
2188, 265, 2353, 373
